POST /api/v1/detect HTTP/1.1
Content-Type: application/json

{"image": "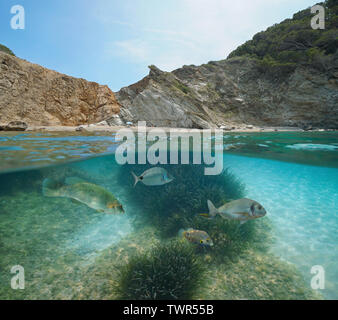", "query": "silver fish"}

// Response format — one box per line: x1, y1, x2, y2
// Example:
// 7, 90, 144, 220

203, 198, 266, 225
42, 177, 124, 214
131, 167, 174, 187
